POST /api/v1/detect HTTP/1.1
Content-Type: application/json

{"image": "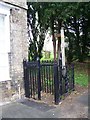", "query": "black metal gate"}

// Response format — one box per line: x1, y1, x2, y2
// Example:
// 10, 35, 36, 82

23, 59, 74, 105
